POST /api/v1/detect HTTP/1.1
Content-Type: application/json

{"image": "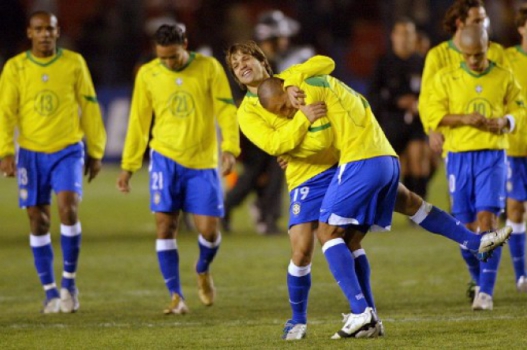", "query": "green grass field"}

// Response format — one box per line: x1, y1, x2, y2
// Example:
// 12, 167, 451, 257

1, 165, 526, 349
